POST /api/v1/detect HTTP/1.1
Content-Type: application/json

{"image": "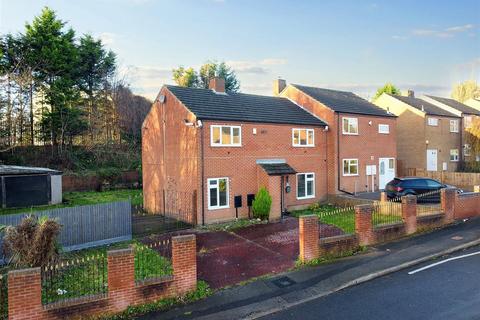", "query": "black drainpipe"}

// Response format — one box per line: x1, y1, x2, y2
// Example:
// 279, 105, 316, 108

200, 123, 206, 225
337, 113, 354, 195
